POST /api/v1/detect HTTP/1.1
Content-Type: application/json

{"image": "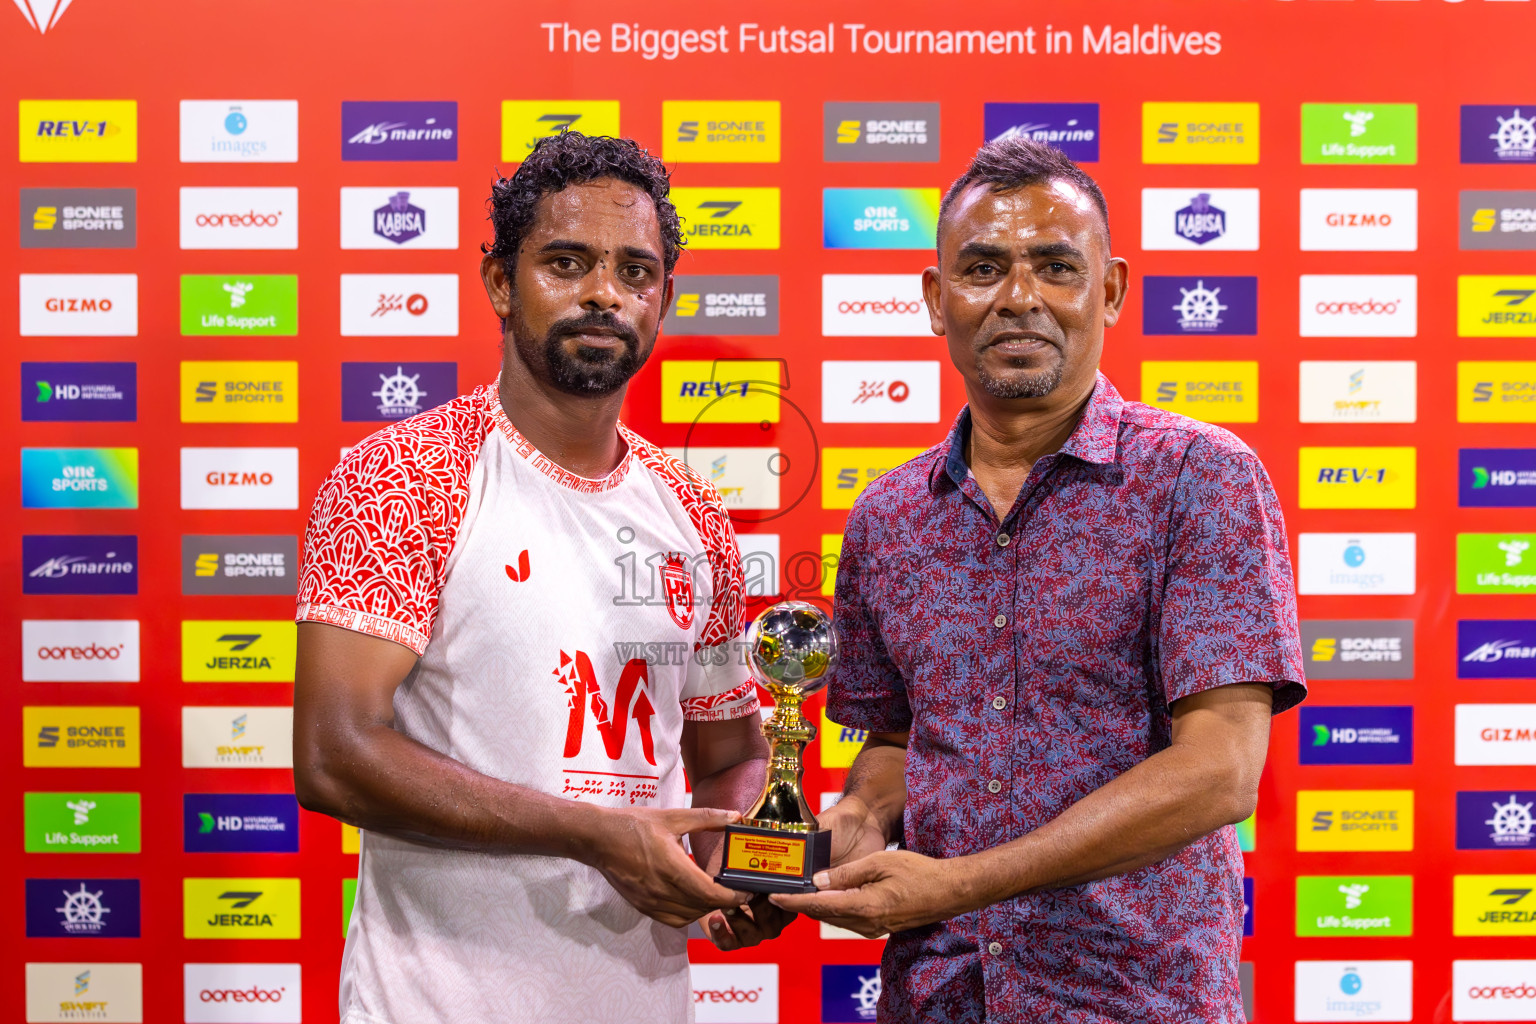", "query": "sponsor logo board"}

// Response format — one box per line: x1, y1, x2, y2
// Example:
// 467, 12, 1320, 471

1141, 276, 1257, 336
1299, 620, 1414, 680
180, 361, 298, 423
338, 273, 459, 336
181, 706, 294, 768
24, 792, 141, 853
1459, 276, 1536, 337
23, 706, 140, 768
22, 362, 136, 423
25, 878, 140, 937
20, 187, 135, 248
1142, 101, 1259, 164
23, 535, 137, 596
822, 274, 928, 337
822, 448, 927, 509
664, 447, 782, 510
1461, 449, 1536, 506
1460, 625, 1536, 680
180, 188, 297, 249
1299, 189, 1417, 251
180, 100, 299, 163
182, 535, 297, 597
1297, 790, 1414, 852
1141, 188, 1259, 250
21, 448, 138, 509
822, 360, 940, 423
1456, 704, 1536, 765
1296, 876, 1413, 937
183, 879, 300, 939
983, 102, 1099, 162
1297, 534, 1416, 596
23, 620, 139, 682
1459, 792, 1536, 851
1298, 448, 1416, 509
25, 962, 143, 1023
1462, 105, 1536, 164
825, 101, 941, 162
1299, 707, 1413, 766
180, 448, 298, 510
1461, 191, 1536, 250
500, 101, 619, 160
184, 963, 302, 1023
660, 360, 782, 424
1140, 360, 1257, 423
823, 188, 939, 249
688, 963, 779, 1024
180, 275, 297, 336
341, 362, 456, 421
820, 709, 868, 769
1459, 534, 1536, 594
340, 187, 458, 249
1452, 960, 1536, 1021
663, 101, 779, 162
1301, 103, 1417, 164
19, 273, 137, 336
1298, 362, 1416, 424
737, 534, 780, 597
665, 275, 779, 336
1294, 960, 1413, 1021
672, 187, 780, 250
20, 100, 137, 162
184, 794, 300, 854
1299, 275, 1417, 338
1455, 875, 1536, 936
341, 101, 456, 161
181, 621, 296, 683
822, 964, 882, 1023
